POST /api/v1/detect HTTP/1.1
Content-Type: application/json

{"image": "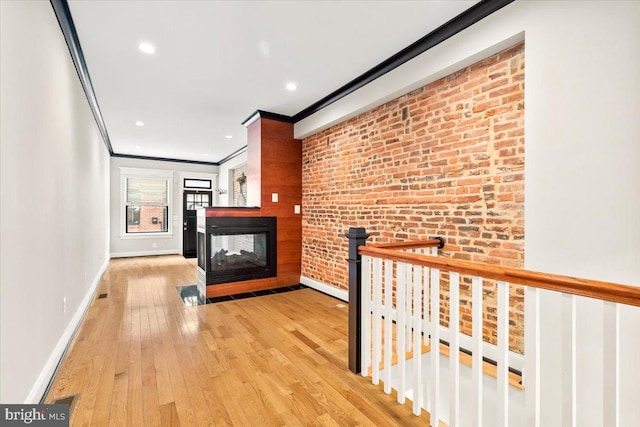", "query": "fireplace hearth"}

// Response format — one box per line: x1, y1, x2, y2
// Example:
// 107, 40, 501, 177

197, 216, 277, 295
